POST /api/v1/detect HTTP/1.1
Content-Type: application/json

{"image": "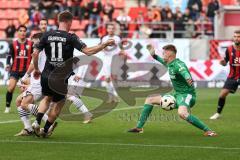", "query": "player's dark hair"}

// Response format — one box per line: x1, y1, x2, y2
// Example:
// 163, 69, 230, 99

58, 11, 73, 22
31, 32, 43, 40
162, 44, 177, 54
17, 25, 27, 31
234, 30, 240, 34
106, 23, 114, 28
40, 18, 48, 24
